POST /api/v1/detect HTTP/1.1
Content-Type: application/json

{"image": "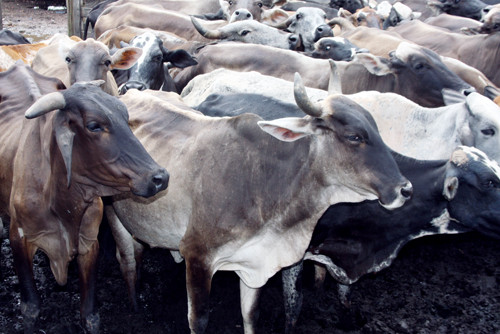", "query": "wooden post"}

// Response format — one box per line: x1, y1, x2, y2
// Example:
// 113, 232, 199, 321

0, 0, 3, 31
67, 0, 82, 37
